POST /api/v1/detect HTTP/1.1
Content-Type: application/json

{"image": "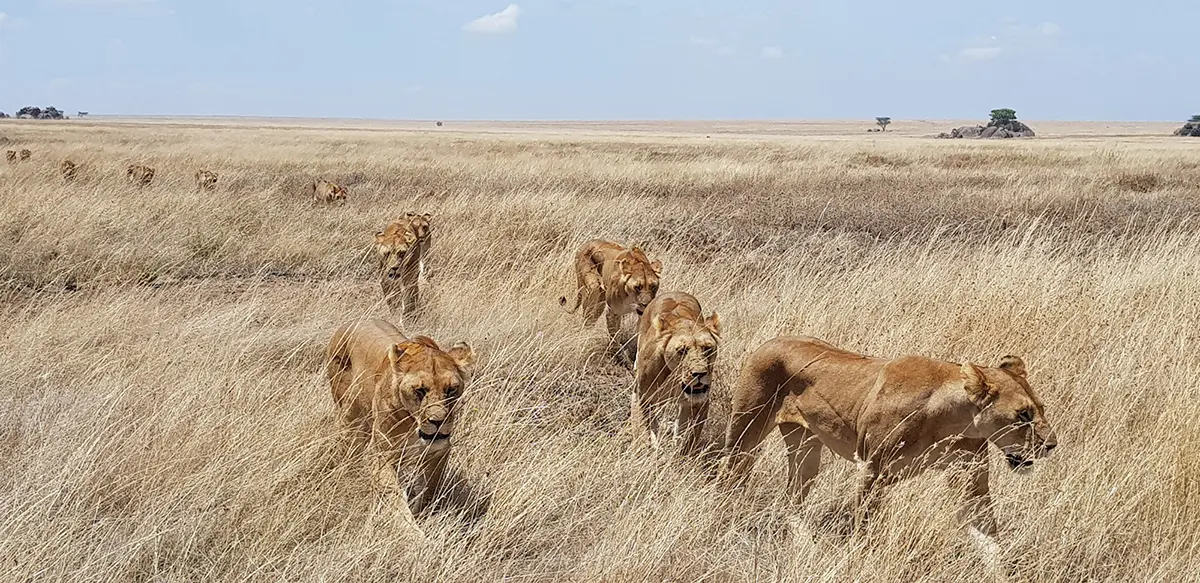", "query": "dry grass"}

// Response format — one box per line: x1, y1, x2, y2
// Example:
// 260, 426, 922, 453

3, 119, 1200, 582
